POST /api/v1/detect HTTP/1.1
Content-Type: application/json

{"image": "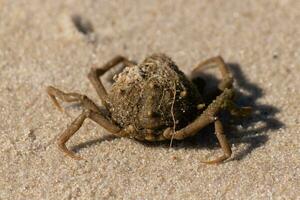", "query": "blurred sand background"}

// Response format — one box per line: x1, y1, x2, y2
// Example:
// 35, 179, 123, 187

0, 1, 299, 199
